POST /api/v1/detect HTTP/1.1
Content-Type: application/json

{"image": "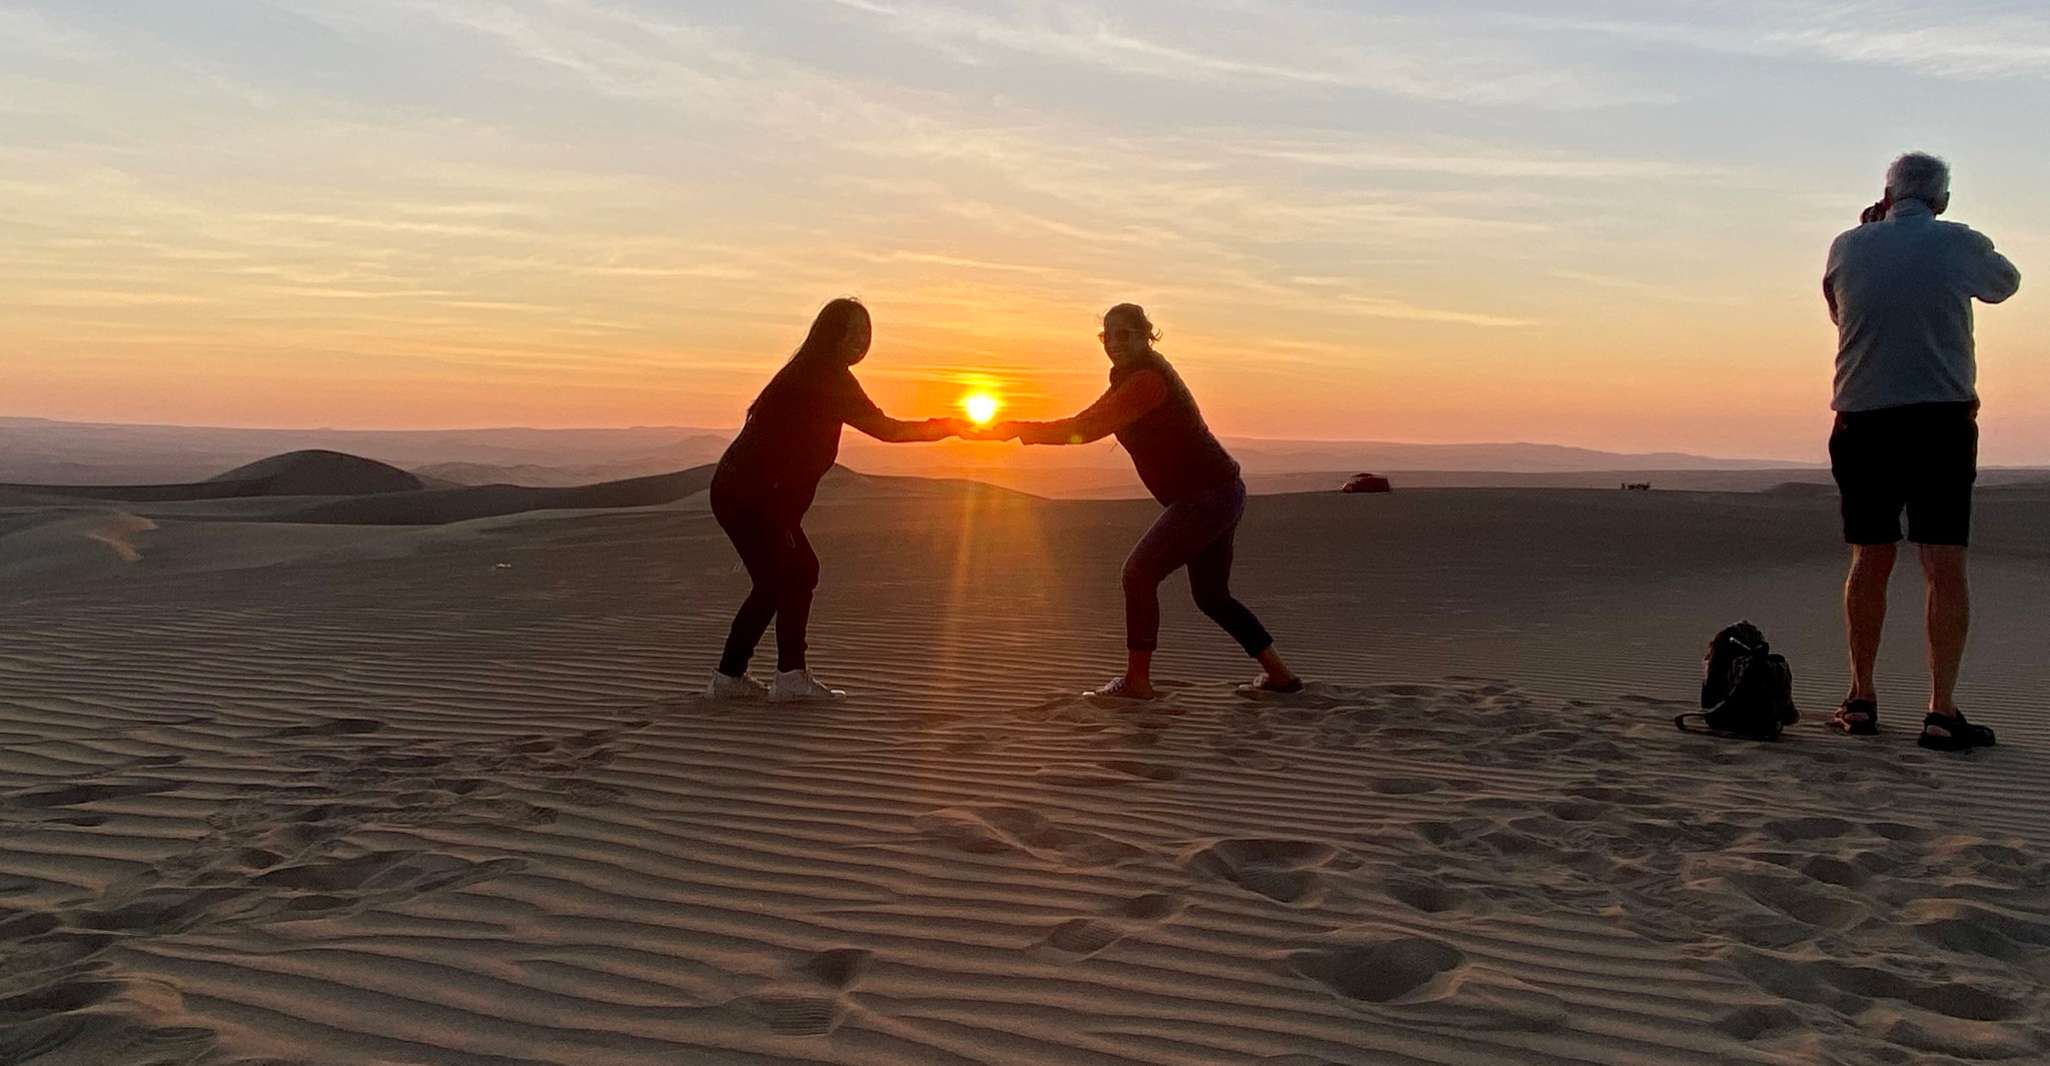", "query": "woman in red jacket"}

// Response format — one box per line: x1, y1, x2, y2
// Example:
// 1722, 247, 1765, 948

992, 303, 1302, 700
